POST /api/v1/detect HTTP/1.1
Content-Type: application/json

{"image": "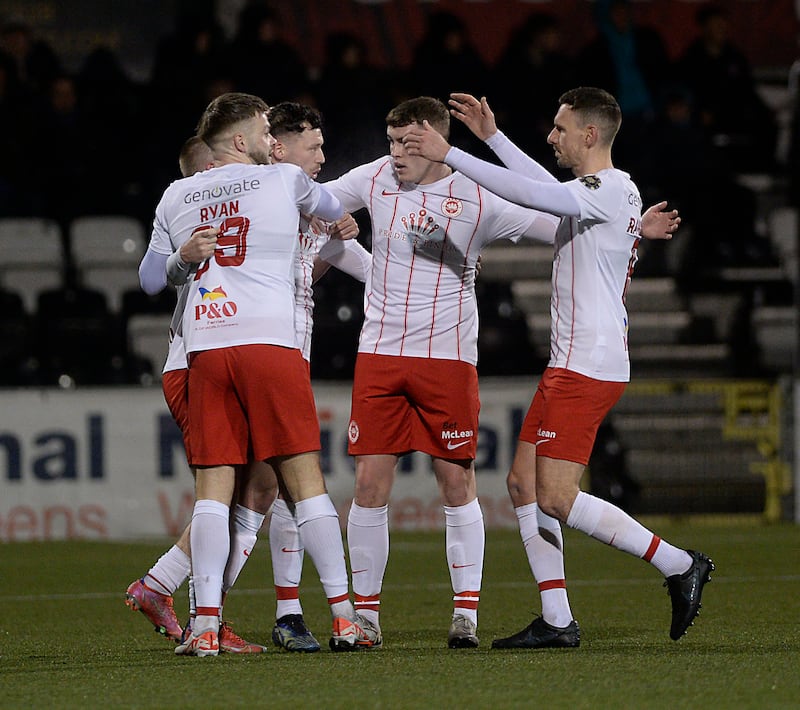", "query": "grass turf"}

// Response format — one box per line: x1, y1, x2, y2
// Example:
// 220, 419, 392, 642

1, 521, 799, 709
